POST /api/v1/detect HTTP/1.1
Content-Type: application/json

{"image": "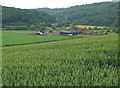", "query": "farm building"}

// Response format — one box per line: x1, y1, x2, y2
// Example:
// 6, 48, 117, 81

51, 22, 58, 27
59, 31, 80, 35
77, 29, 92, 34
46, 27, 54, 30
35, 31, 43, 35
62, 29, 100, 35
92, 32, 99, 35
47, 33, 58, 35
68, 29, 76, 31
